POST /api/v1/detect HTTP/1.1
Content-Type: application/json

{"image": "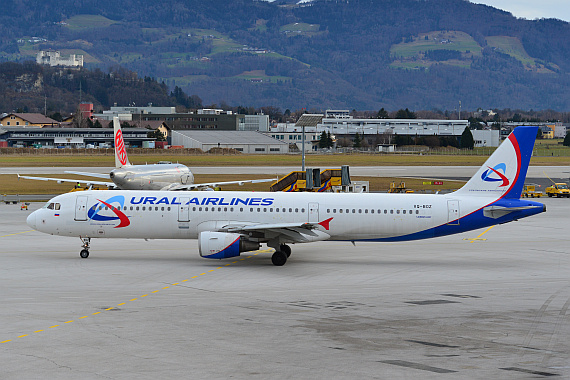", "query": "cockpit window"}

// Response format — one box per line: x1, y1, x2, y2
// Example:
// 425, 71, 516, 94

46, 203, 54, 210
54, 203, 60, 210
